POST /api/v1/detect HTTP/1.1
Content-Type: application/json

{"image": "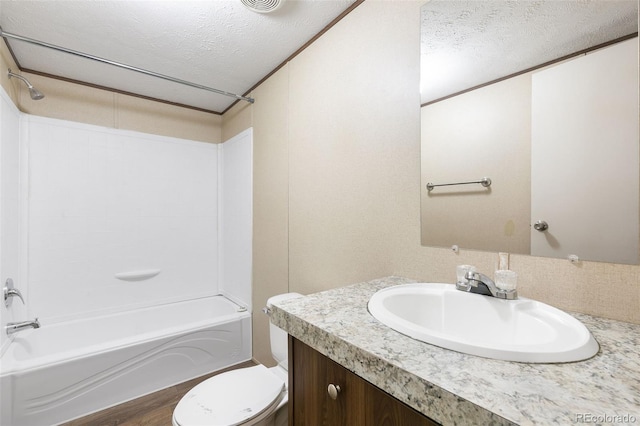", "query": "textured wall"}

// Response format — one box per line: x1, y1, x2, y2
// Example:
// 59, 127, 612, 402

286, 0, 419, 294
421, 73, 531, 254
0, 40, 222, 145
236, 0, 639, 365
248, 67, 290, 366
0, 41, 19, 104
13, 74, 223, 144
